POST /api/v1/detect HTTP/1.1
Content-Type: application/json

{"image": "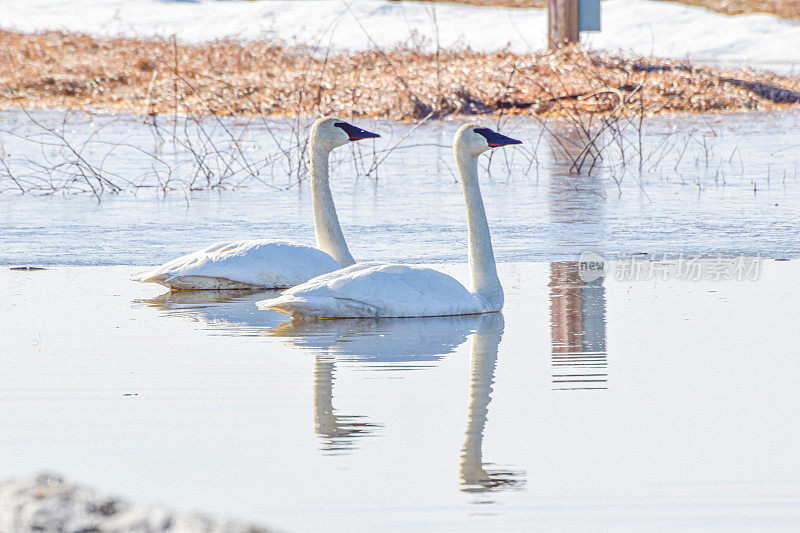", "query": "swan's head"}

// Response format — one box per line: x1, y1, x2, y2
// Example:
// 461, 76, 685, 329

455, 123, 522, 156
311, 117, 380, 151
